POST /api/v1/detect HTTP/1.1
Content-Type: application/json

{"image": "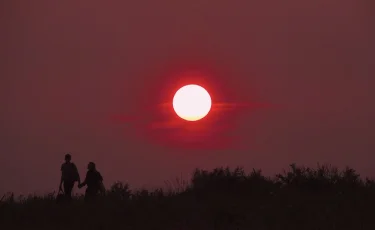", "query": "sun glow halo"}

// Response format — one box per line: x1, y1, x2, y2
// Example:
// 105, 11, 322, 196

173, 84, 212, 121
